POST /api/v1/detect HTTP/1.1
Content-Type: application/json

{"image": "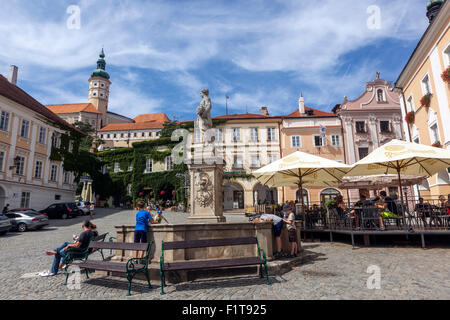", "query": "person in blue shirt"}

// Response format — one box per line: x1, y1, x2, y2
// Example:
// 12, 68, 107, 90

134, 201, 157, 257
156, 207, 163, 223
